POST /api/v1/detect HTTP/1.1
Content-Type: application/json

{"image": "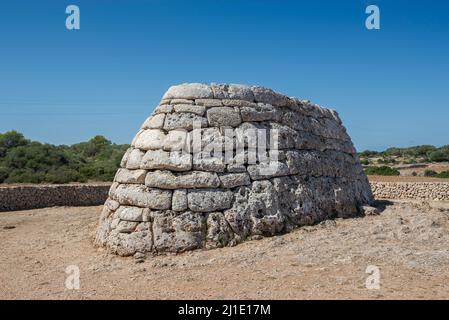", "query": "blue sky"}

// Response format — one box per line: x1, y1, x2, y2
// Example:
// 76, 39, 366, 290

0, 0, 448, 151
